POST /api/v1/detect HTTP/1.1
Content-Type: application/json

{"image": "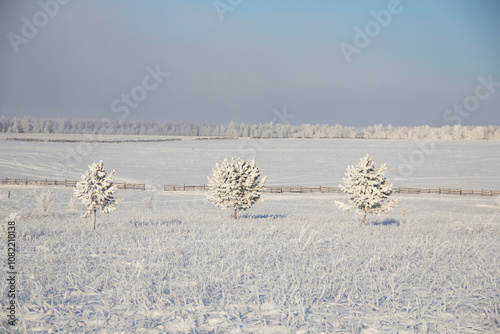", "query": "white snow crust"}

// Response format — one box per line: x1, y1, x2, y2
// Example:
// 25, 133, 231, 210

0, 136, 499, 332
